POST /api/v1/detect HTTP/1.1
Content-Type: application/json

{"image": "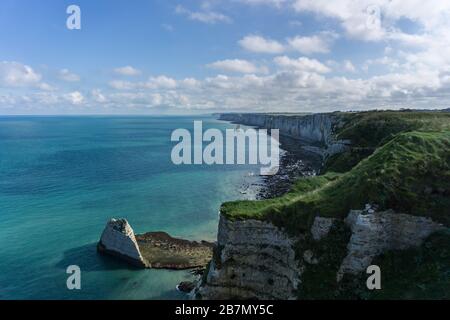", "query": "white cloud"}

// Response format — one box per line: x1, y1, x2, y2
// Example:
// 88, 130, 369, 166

291, 0, 450, 43
59, 69, 80, 82
181, 78, 200, 88
343, 60, 356, 72
145, 75, 177, 89
114, 66, 141, 76
239, 35, 285, 54
91, 89, 107, 103
274, 56, 331, 73
175, 5, 232, 24
109, 80, 135, 90
287, 32, 337, 55
38, 82, 55, 91
109, 75, 178, 90
0, 61, 42, 87
6, 65, 450, 113
65, 91, 84, 105
235, 0, 287, 7
207, 59, 267, 74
